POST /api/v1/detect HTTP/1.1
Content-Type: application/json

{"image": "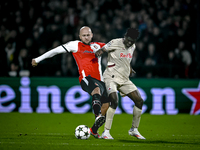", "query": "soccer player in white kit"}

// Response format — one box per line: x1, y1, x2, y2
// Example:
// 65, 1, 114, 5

95, 28, 145, 140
